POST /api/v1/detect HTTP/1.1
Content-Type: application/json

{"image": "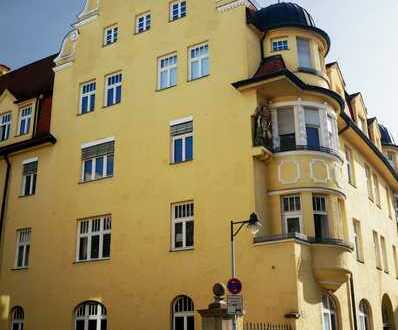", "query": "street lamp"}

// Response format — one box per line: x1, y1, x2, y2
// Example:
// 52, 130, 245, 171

230, 213, 262, 278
